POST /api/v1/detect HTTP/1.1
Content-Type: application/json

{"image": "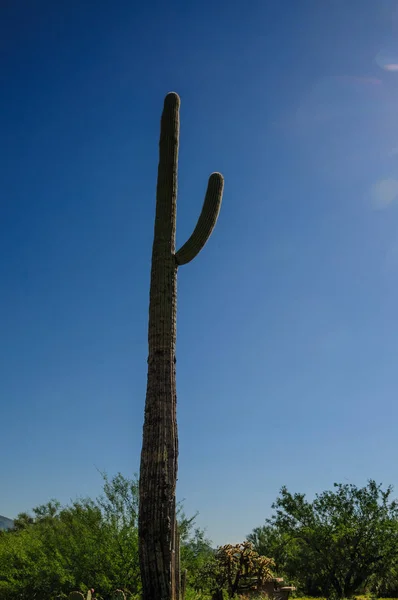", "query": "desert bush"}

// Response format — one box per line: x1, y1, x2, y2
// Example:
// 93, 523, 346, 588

0, 473, 206, 600
249, 481, 398, 599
